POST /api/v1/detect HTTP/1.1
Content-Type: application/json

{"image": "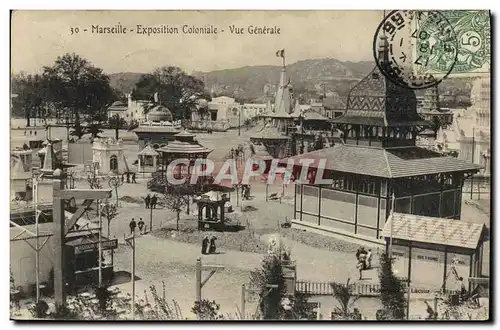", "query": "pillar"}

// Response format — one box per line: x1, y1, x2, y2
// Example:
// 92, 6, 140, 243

153, 155, 157, 169
52, 169, 66, 305
138, 155, 142, 173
